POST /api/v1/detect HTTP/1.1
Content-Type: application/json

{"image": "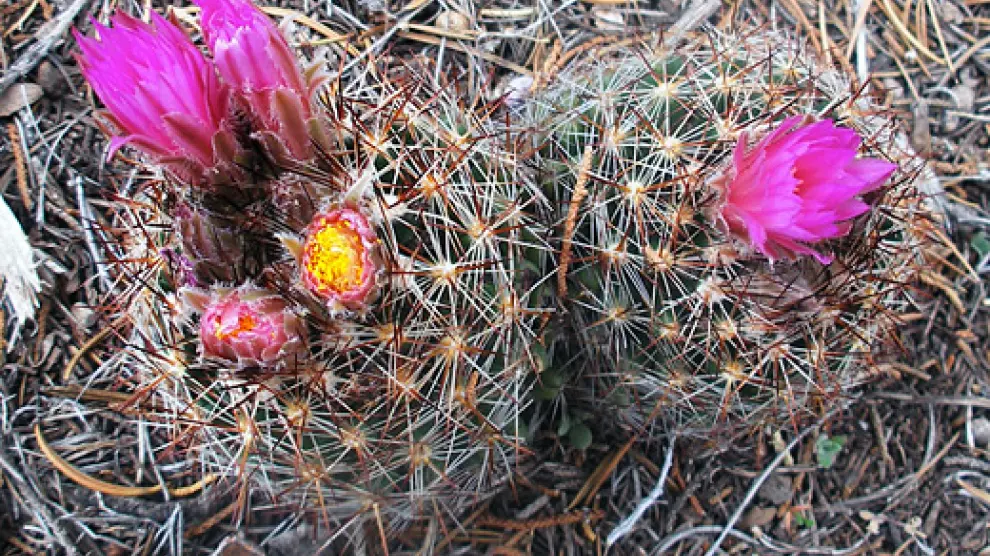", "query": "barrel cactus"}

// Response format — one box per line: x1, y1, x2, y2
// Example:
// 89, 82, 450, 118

70, 0, 550, 542
521, 30, 936, 443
